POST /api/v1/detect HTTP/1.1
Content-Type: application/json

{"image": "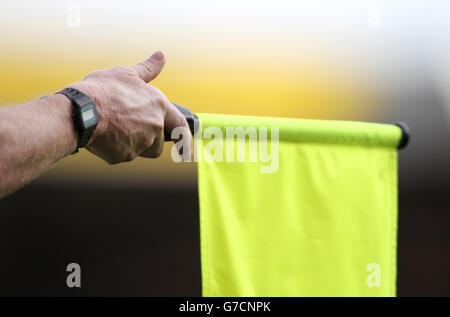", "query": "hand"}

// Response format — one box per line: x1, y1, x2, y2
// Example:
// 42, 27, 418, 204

71, 51, 191, 164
